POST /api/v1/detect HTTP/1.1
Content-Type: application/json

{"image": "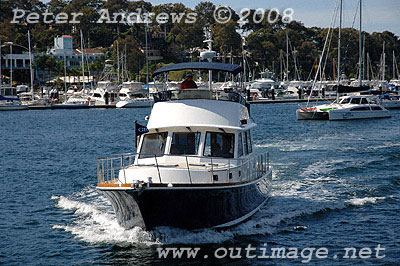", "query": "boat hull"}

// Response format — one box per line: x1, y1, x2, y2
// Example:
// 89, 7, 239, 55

0, 105, 28, 111
51, 103, 89, 109
296, 109, 329, 120
99, 173, 272, 230
116, 99, 153, 108
328, 109, 391, 120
